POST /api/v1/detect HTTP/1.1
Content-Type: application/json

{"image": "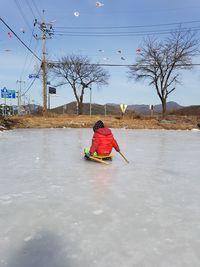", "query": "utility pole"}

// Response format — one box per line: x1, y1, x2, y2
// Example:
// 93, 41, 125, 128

104, 104, 107, 116
16, 80, 25, 115
34, 10, 54, 116
42, 33, 47, 115
89, 85, 92, 116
